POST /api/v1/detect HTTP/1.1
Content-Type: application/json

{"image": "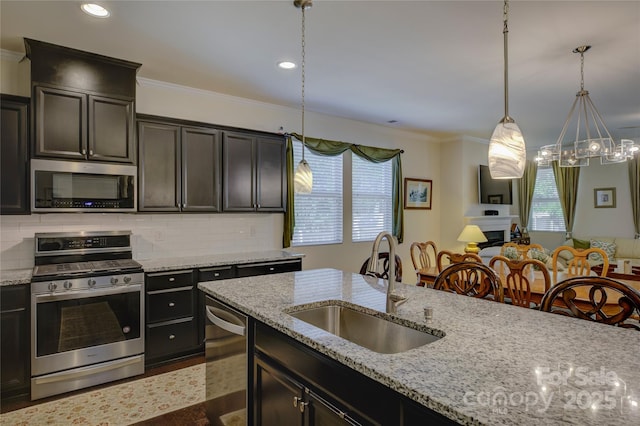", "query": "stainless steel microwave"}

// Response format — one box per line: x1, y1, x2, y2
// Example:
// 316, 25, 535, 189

31, 159, 137, 212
